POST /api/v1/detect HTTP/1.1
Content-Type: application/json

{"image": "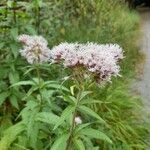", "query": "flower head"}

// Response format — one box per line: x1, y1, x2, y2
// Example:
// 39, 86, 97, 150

18, 35, 50, 64
50, 42, 123, 82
